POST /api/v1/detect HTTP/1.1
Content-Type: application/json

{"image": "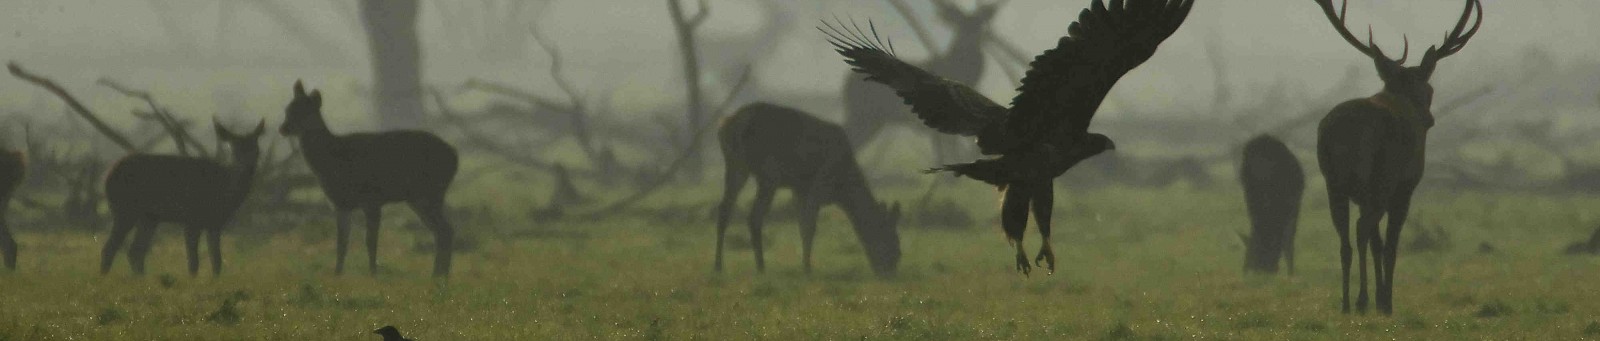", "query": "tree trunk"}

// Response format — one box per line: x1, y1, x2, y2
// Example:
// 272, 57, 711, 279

361, 0, 424, 130
668, 0, 707, 181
